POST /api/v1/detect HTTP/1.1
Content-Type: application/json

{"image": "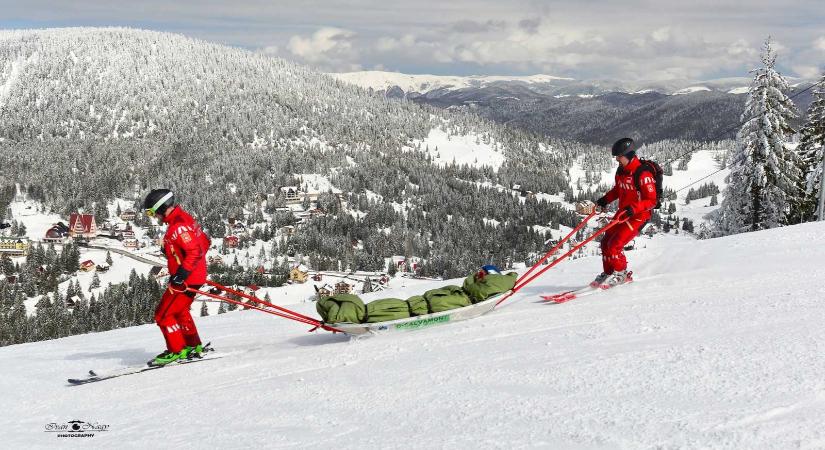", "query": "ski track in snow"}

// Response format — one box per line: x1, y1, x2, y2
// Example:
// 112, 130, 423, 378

3, 224, 825, 448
